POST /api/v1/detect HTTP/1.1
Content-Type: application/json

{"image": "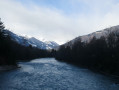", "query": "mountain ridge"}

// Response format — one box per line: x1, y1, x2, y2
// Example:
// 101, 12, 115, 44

64, 25, 119, 46
3, 29, 59, 50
